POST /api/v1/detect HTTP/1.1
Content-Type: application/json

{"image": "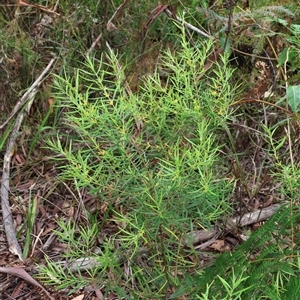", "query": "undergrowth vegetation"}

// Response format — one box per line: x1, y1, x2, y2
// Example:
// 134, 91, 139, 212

42, 18, 300, 300
1, 0, 300, 299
